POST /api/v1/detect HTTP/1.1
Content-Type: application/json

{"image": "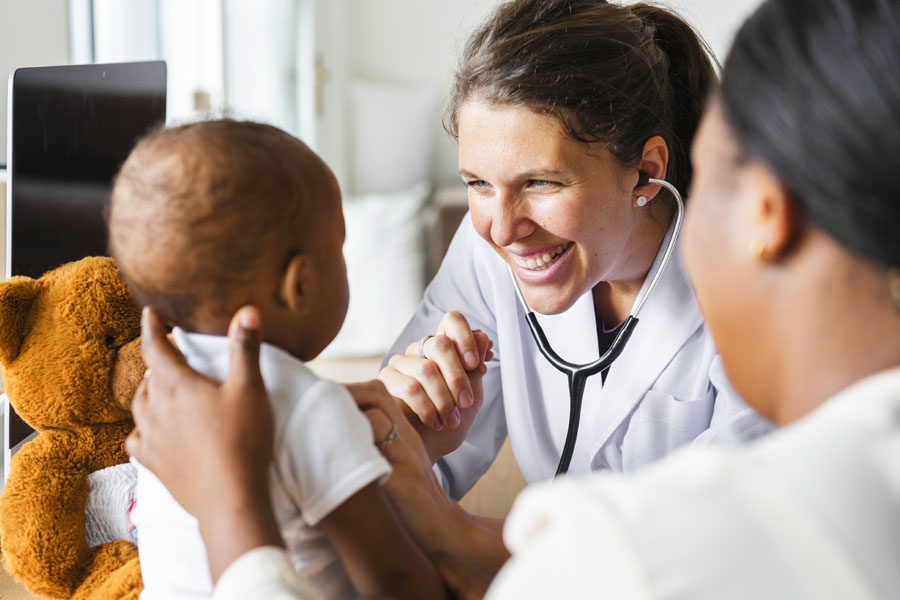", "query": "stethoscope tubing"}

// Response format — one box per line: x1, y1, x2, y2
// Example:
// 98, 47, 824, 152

508, 177, 686, 475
